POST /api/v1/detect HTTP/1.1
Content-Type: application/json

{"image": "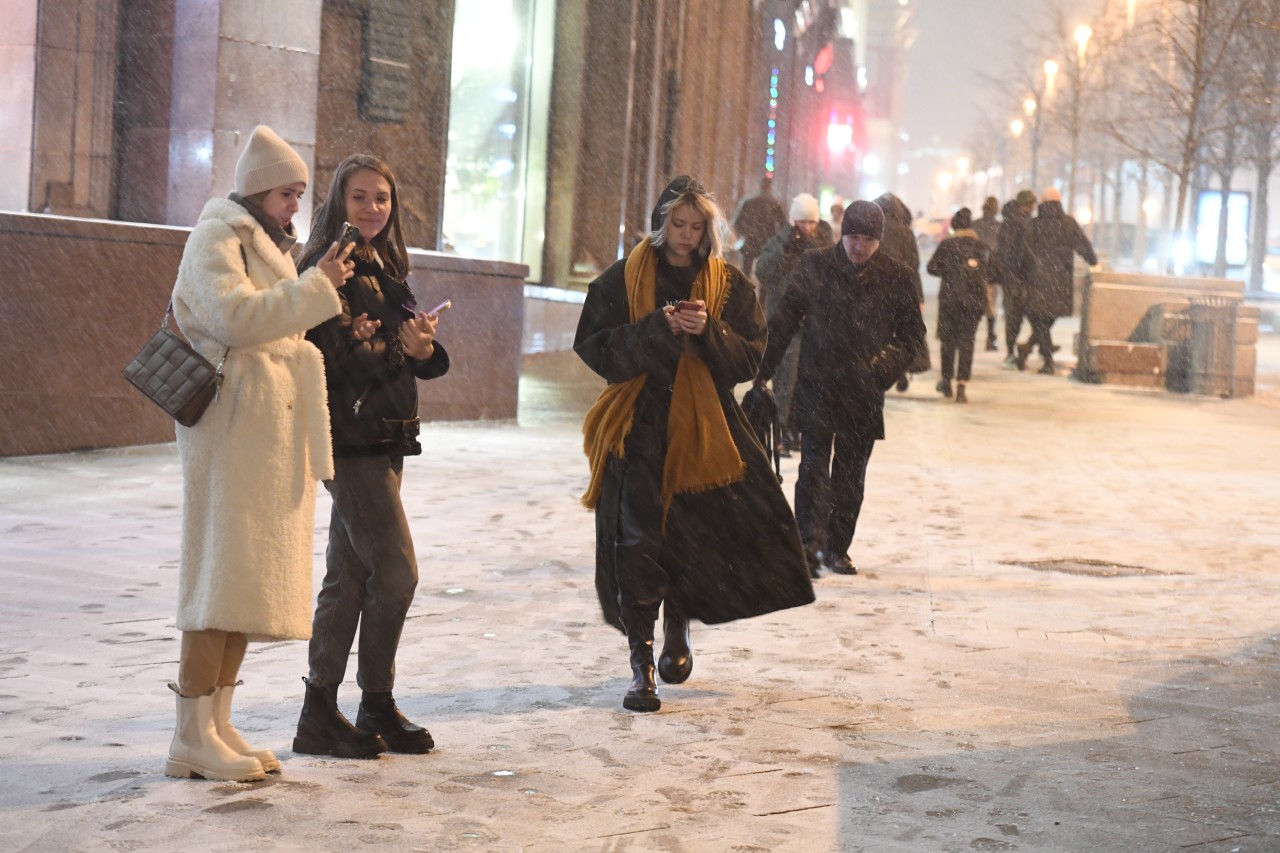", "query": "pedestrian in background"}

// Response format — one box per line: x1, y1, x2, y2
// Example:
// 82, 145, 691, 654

754, 192, 832, 455
757, 201, 926, 576
1019, 187, 1097, 374
873, 192, 925, 392
972, 196, 1001, 352
996, 190, 1037, 367
167, 125, 352, 782
928, 208, 991, 403
576, 176, 814, 713
293, 154, 450, 759
731, 176, 789, 277
828, 199, 847, 236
